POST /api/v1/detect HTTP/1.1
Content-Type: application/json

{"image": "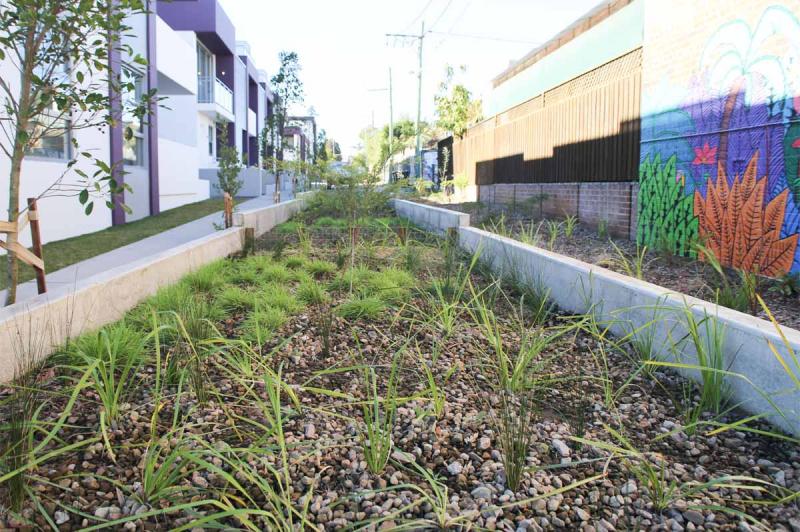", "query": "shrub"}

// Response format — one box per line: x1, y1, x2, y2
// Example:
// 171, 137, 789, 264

67, 322, 146, 368
276, 220, 303, 235
240, 306, 288, 344
217, 285, 257, 312
306, 259, 337, 278
313, 216, 347, 228
297, 279, 329, 305
367, 267, 415, 304
283, 255, 307, 270
336, 295, 387, 320
329, 265, 373, 292
261, 263, 292, 284
260, 282, 302, 313
182, 260, 227, 294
